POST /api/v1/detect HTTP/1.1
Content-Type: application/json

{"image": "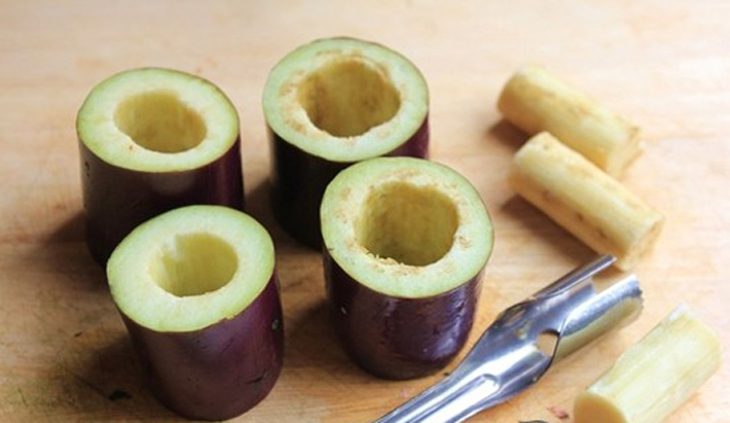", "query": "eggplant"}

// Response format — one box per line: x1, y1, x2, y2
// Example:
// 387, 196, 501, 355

107, 205, 283, 420
263, 37, 430, 248
320, 157, 494, 379
77, 67, 243, 264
